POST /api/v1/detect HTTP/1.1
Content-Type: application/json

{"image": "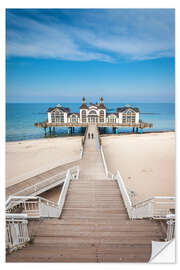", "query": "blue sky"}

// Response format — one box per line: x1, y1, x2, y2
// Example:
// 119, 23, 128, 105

6, 9, 175, 103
